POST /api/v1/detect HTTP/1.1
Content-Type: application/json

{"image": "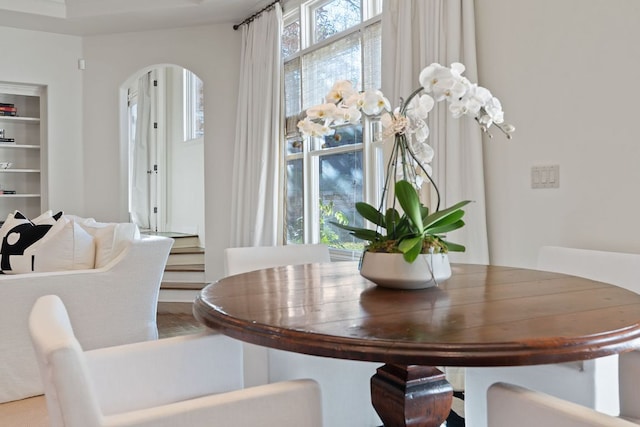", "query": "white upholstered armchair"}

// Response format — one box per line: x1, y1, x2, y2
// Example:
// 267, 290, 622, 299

224, 244, 381, 427
465, 246, 640, 426
29, 295, 322, 427
488, 382, 638, 426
